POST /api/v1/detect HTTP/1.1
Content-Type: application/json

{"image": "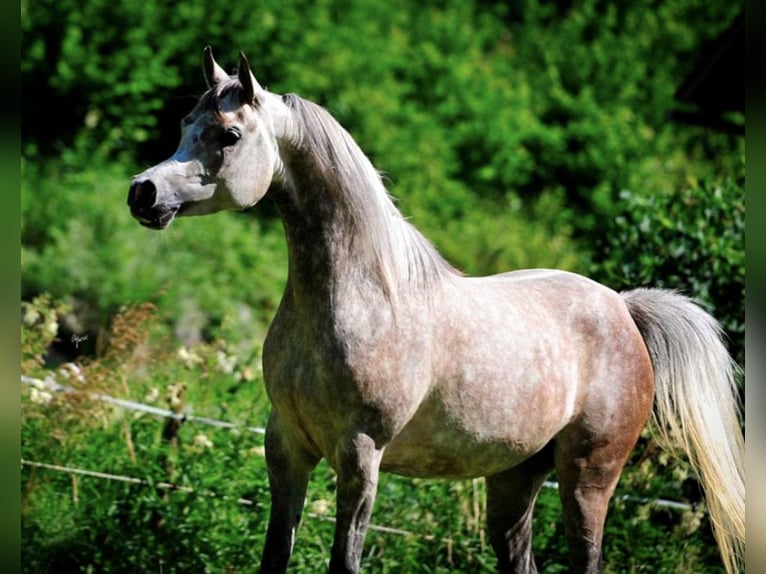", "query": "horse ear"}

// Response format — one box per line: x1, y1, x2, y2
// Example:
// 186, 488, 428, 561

237, 51, 264, 105
203, 46, 229, 88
